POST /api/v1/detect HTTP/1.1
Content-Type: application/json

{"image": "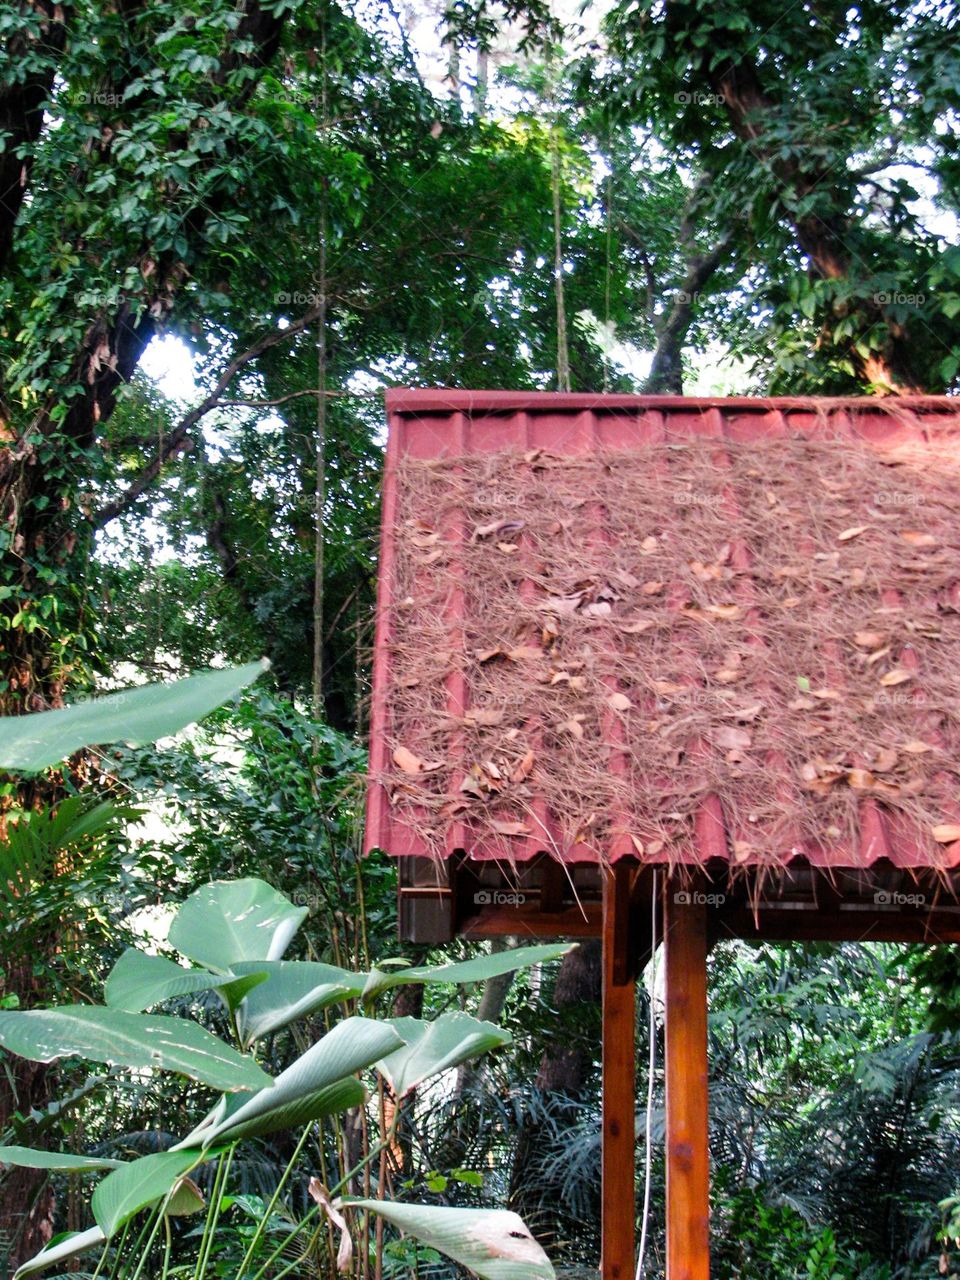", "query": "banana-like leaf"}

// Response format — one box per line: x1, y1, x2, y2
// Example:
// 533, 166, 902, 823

347, 1201, 555, 1280
0, 1145, 124, 1172
232, 959, 366, 1047
186, 1017, 404, 1149
377, 1013, 510, 1098
169, 878, 307, 973
0, 660, 268, 774
14, 1227, 106, 1279
362, 944, 574, 1000
104, 950, 268, 1015
0, 1007, 270, 1092
91, 1149, 213, 1237
191, 1078, 365, 1148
